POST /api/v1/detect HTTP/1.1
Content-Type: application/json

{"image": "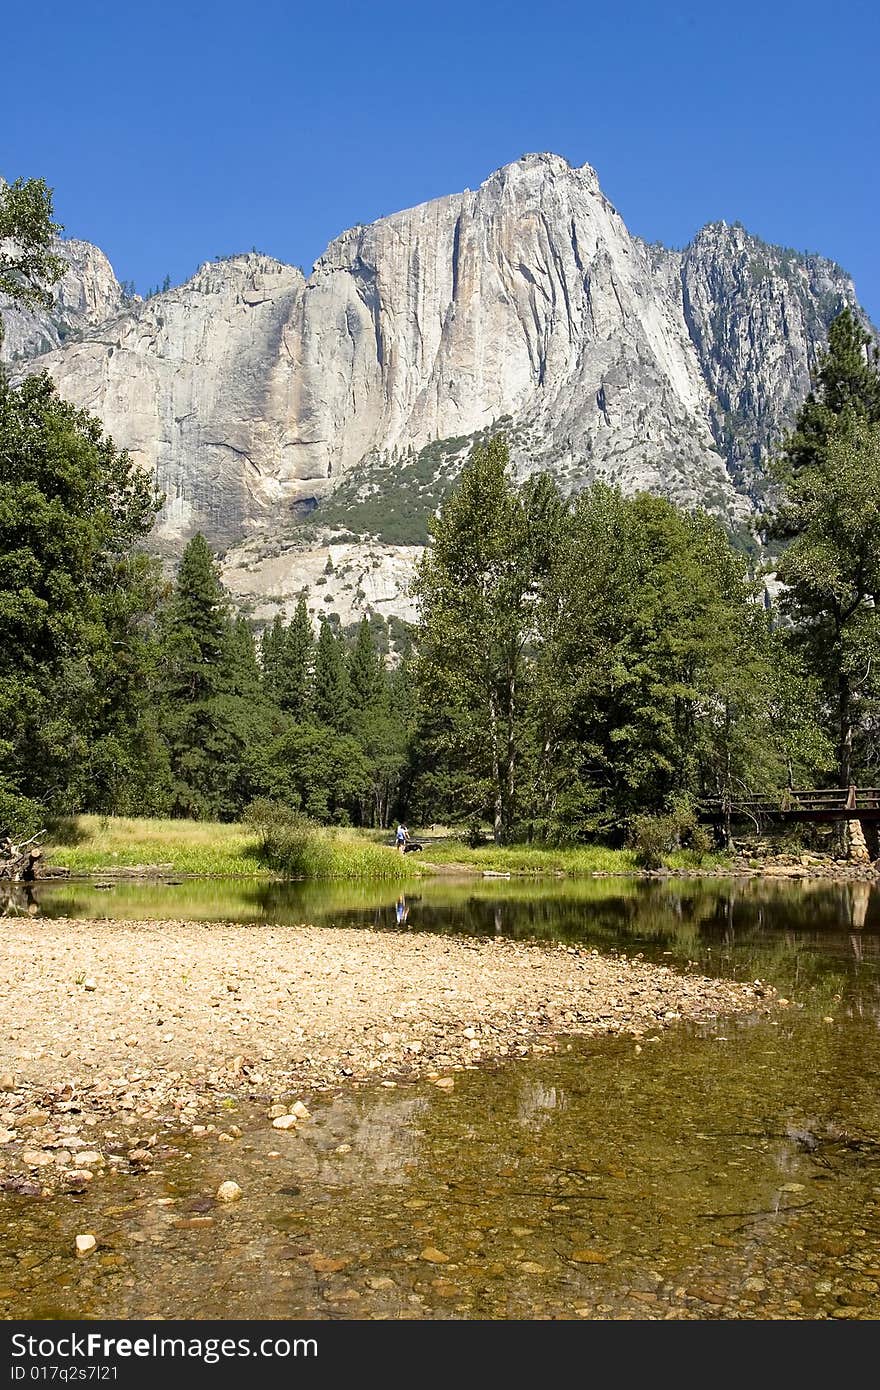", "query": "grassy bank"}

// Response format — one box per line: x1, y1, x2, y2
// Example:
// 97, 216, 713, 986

47, 815, 419, 881
416, 839, 727, 875
45, 816, 727, 881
